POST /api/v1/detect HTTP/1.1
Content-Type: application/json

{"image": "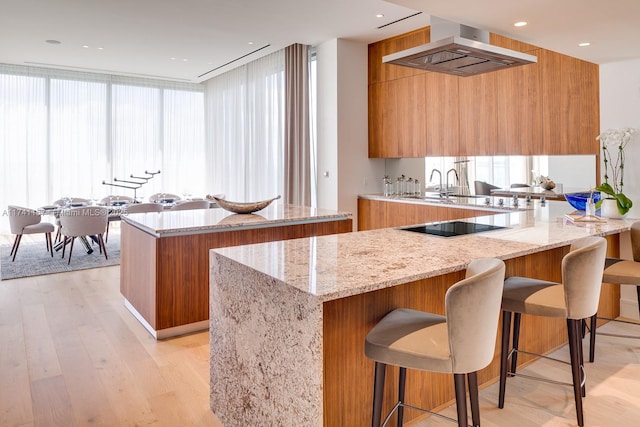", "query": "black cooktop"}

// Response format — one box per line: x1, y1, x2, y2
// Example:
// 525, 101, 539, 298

400, 221, 507, 237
